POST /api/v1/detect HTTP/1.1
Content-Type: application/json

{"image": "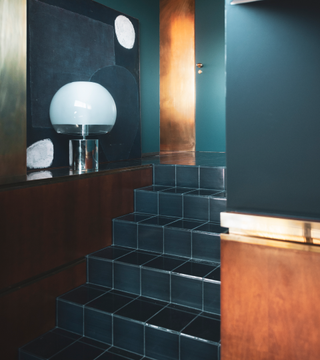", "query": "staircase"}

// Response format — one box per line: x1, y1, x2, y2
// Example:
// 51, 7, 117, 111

19, 164, 227, 360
